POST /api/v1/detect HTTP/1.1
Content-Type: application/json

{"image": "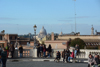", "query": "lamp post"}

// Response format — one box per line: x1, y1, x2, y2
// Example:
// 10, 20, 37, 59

33, 25, 37, 49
